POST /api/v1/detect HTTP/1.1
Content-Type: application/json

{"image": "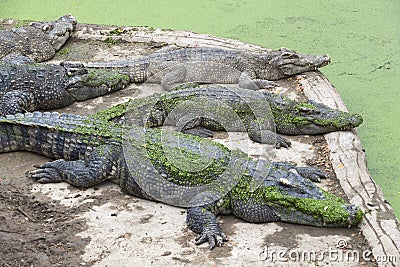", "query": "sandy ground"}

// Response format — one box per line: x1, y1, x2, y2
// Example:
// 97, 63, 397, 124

0, 21, 393, 266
